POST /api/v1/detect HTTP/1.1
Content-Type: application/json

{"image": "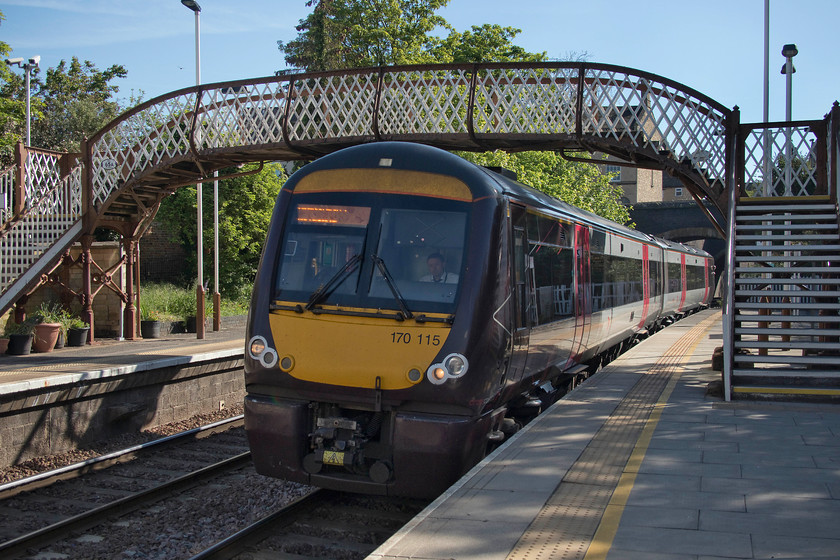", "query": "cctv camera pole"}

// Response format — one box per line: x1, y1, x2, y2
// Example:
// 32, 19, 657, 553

4, 56, 39, 146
